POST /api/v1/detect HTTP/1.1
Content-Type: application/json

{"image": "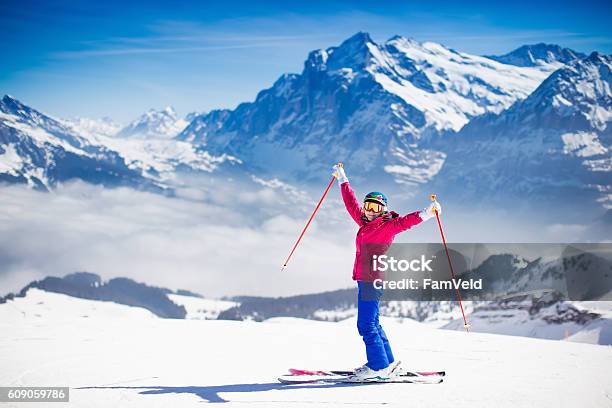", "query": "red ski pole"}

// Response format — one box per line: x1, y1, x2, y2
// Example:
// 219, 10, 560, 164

431, 194, 471, 332
281, 168, 338, 271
